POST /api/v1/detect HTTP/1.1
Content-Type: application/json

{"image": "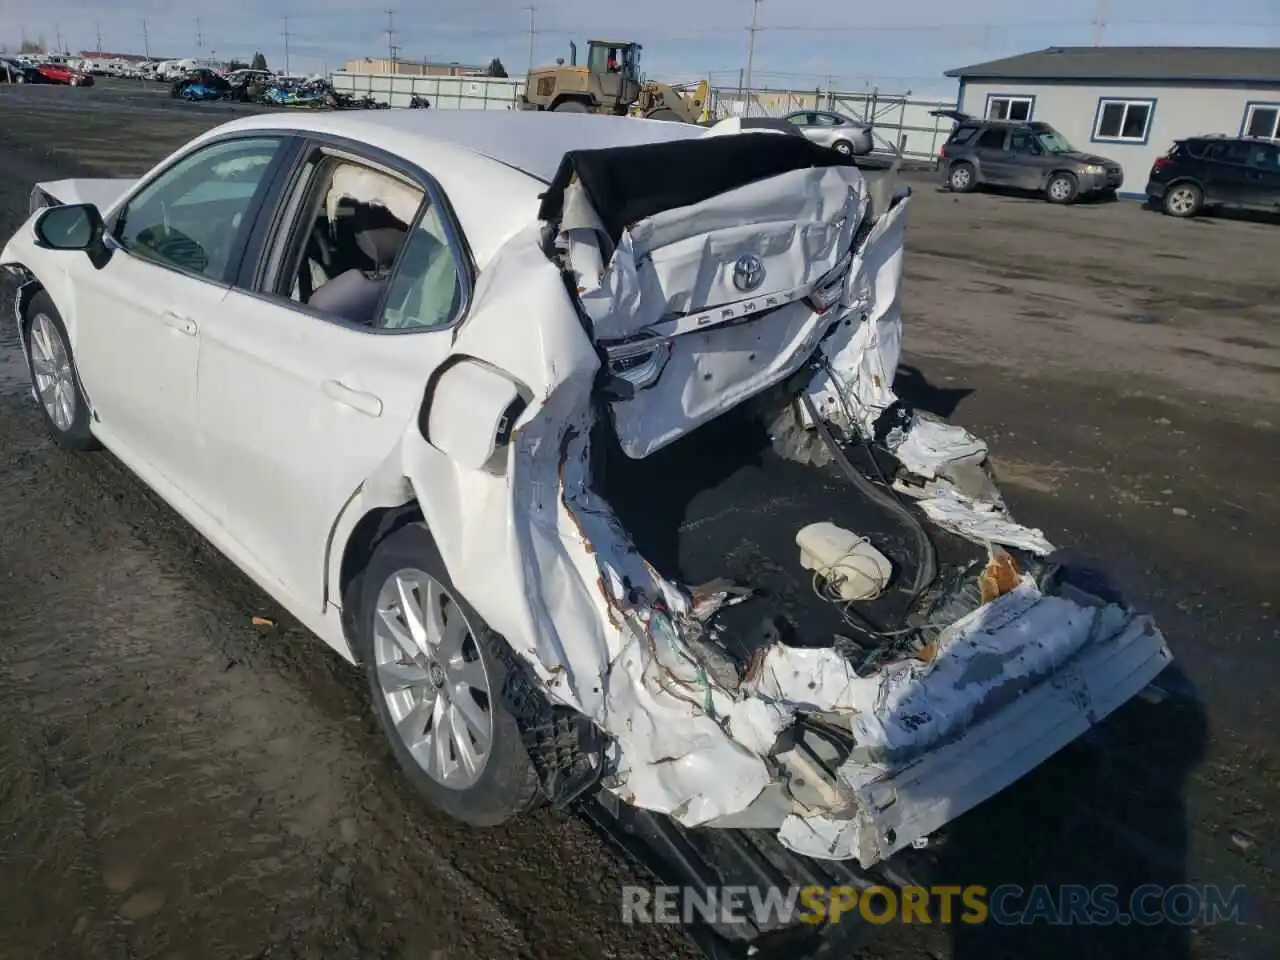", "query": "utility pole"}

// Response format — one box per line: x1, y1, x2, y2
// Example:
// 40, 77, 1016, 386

142, 20, 150, 59
1092, 0, 1109, 46
55, 23, 63, 54
743, 0, 762, 117
282, 16, 291, 75
95, 22, 102, 55
524, 6, 536, 72
196, 17, 204, 54
385, 9, 397, 65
